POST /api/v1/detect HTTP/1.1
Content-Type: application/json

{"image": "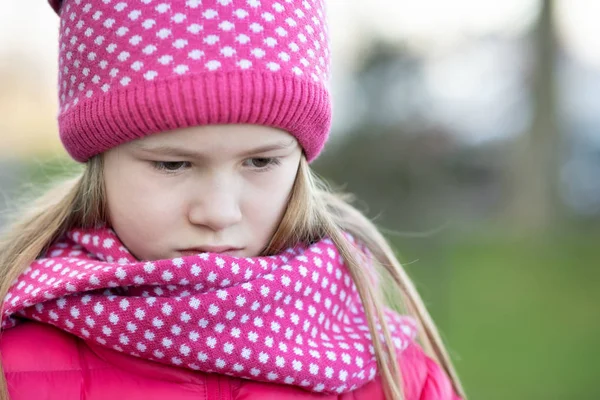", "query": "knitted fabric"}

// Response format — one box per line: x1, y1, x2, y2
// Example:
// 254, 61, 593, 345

49, 0, 332, 162
3, 227, 418, 394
